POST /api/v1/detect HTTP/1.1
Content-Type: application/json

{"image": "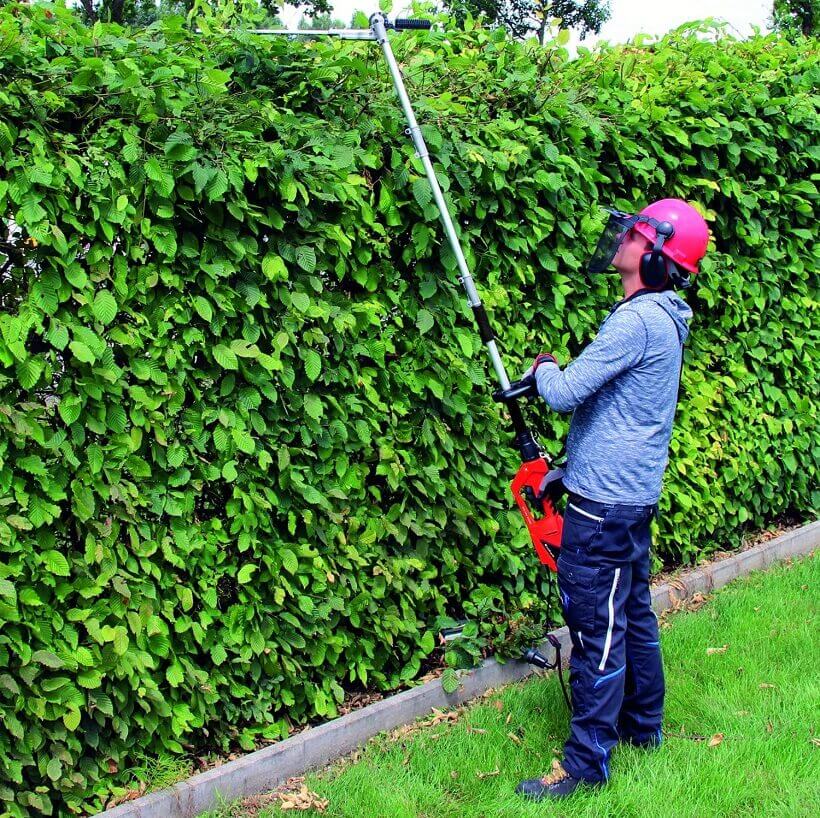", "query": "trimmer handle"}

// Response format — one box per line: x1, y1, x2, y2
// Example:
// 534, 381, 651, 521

391, 19, 432, 30
493, 377, 538, 403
